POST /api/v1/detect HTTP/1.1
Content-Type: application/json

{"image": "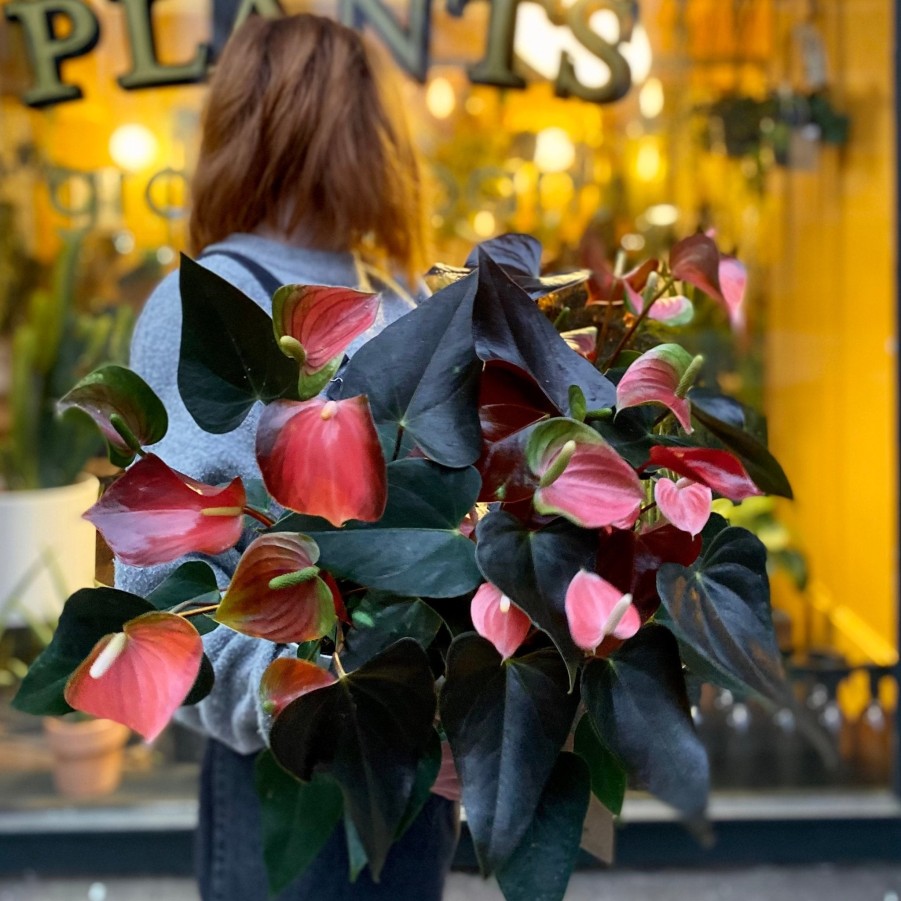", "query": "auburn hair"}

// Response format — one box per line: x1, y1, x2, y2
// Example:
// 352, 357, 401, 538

189, 14, 429, 281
